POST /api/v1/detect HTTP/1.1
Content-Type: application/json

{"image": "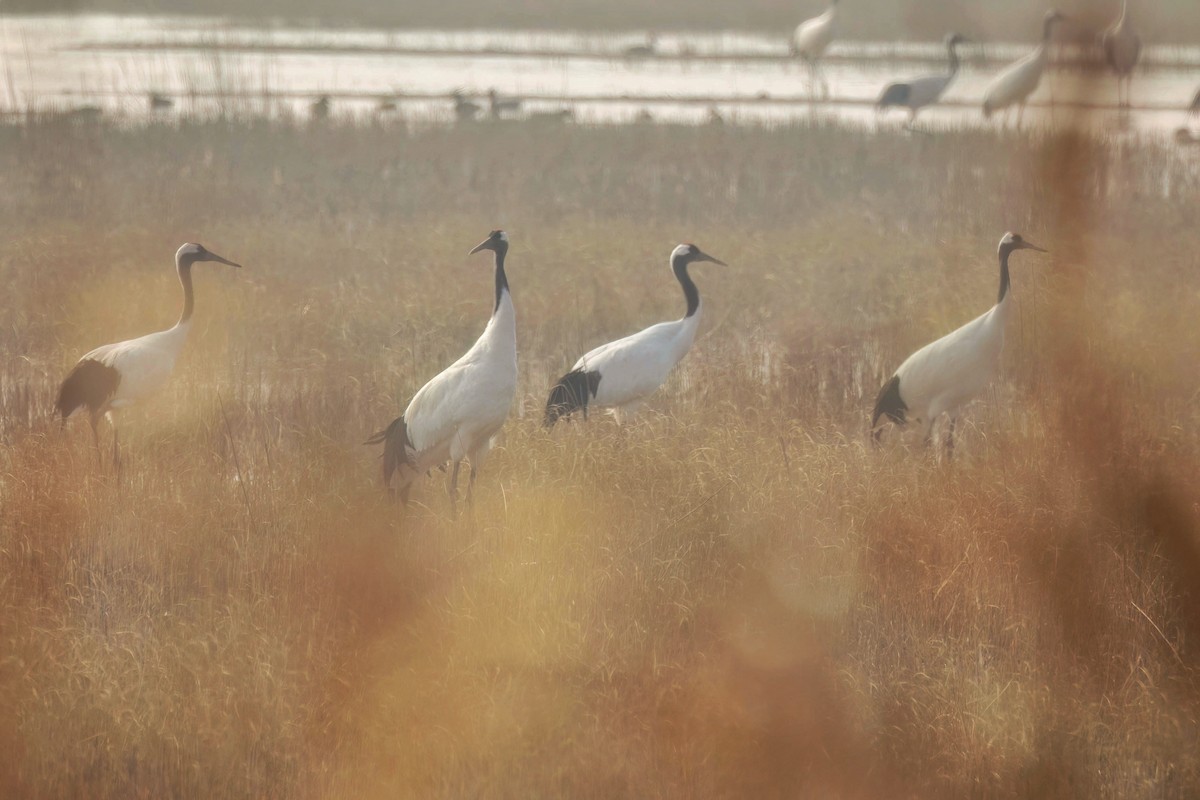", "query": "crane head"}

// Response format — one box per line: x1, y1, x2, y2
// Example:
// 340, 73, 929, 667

999, 232, 1047, 254
469, 230, 509, 255
176, 242, 242, 268
1043, 9, 1066, 36
672, 243, 727, 267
